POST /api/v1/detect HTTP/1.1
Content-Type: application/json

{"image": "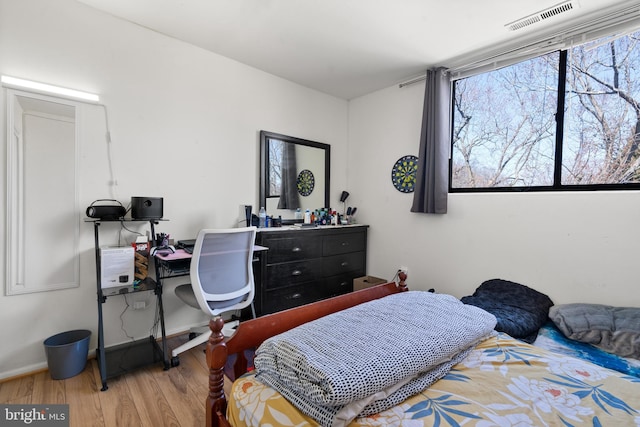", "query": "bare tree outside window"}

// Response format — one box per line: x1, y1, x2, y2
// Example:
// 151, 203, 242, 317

564, 32, 640, 184
452, 54, 558, 188
268, 139, 283, 196
451, 30, 640, 190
